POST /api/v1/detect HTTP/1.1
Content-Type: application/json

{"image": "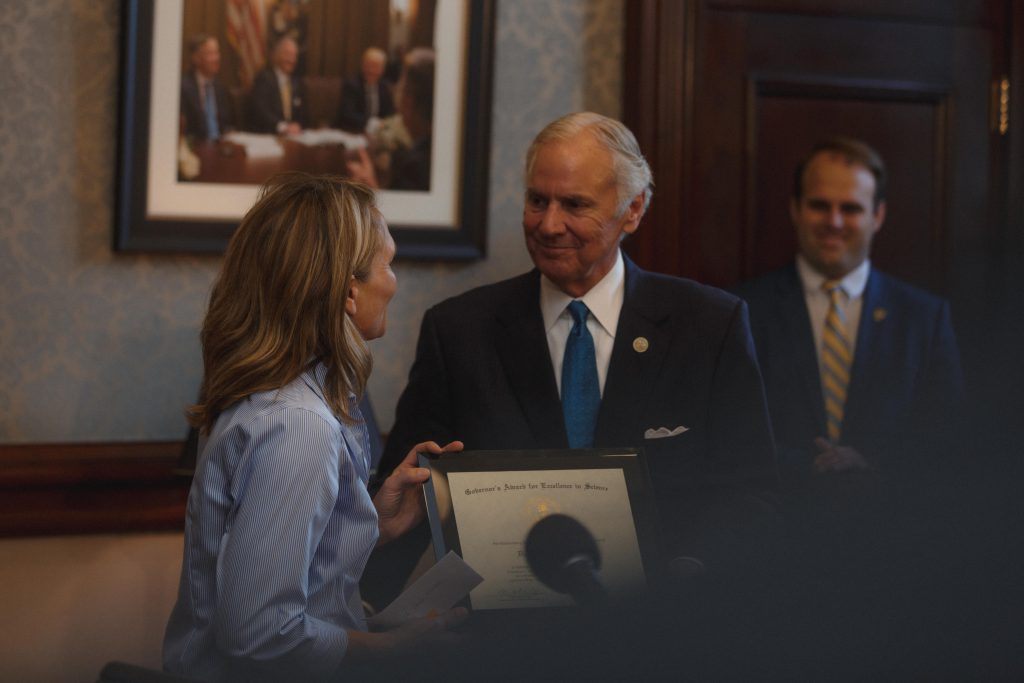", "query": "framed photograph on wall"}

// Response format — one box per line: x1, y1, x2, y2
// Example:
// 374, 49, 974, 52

114, 0, 494, 258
